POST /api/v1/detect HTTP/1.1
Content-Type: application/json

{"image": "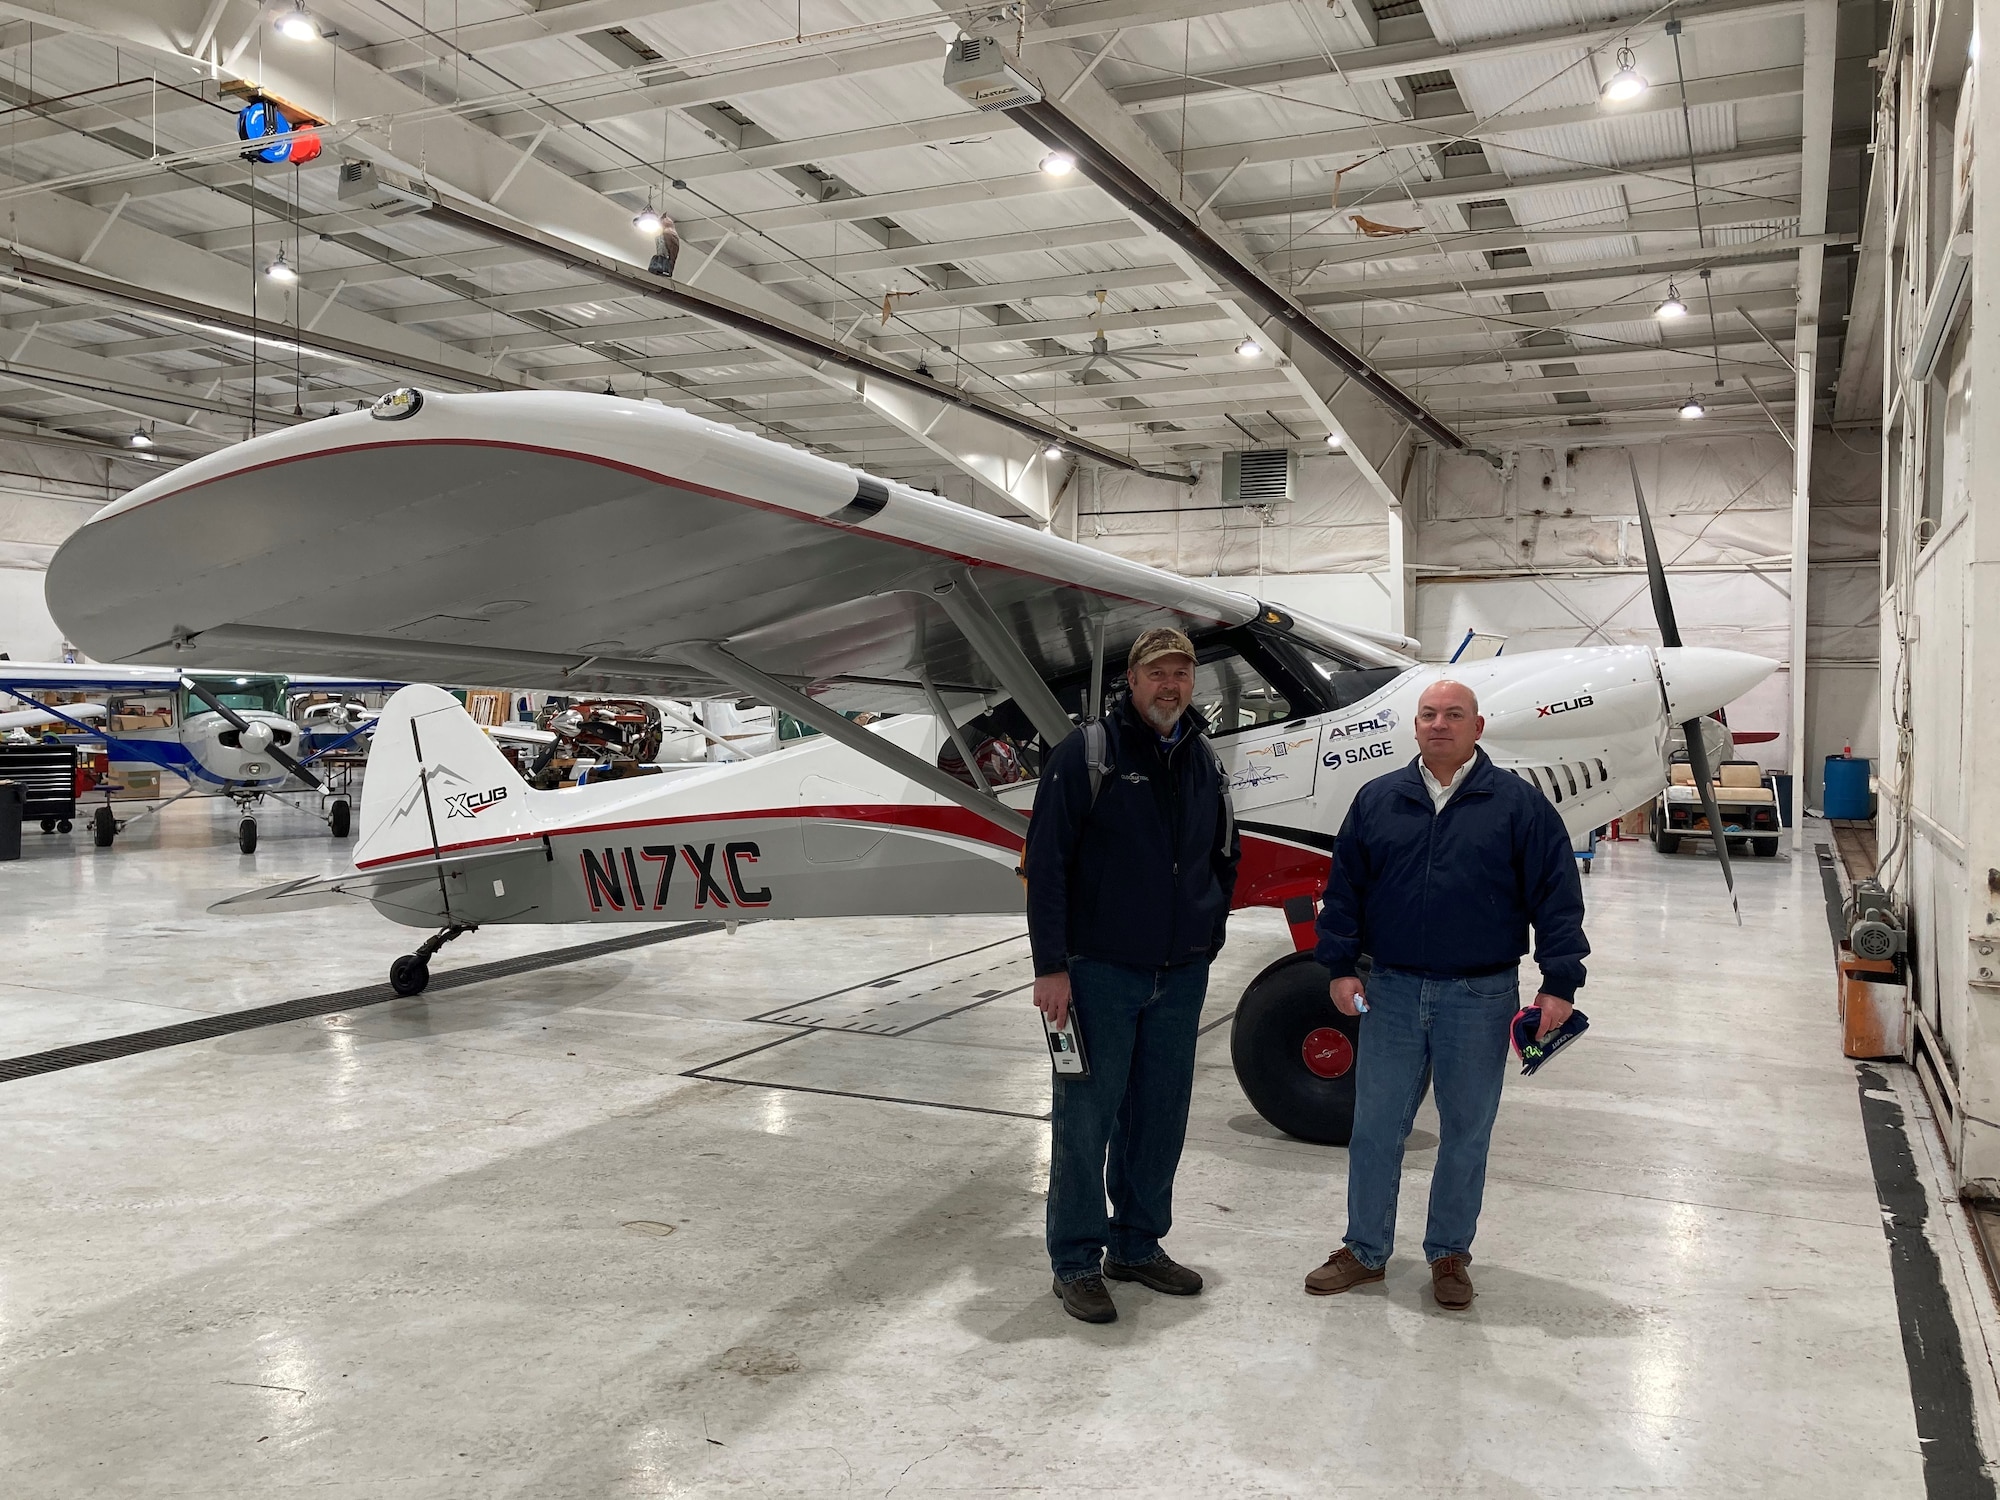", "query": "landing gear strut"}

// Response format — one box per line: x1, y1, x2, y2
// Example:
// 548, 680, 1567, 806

390, 923, 475, 997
